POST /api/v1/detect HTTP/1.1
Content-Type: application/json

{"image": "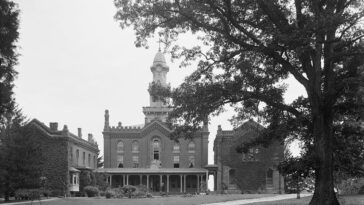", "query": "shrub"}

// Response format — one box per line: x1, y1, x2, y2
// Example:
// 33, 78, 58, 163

122, 185, 137, 198
42, 189, 52, 198
105, 189, 115, 199
84, 186, 99, 197
146, 192, 152, 198
15, 189, 42, 200
50, 189, 64, 197
337, 178, 364, 195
